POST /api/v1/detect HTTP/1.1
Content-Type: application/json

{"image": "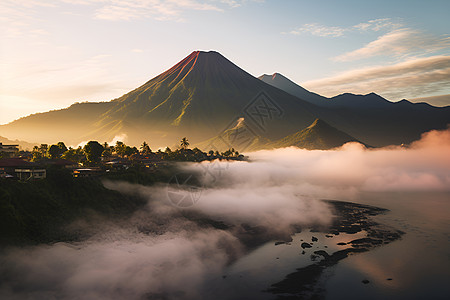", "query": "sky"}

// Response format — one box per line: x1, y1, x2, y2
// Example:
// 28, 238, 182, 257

1, 0, 449, 125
